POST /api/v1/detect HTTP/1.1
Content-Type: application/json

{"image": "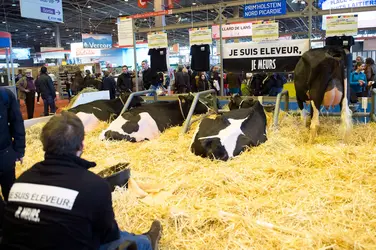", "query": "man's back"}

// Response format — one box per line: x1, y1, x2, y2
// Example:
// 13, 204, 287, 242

37, 74, 55, 98
1, 154, 119, 250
